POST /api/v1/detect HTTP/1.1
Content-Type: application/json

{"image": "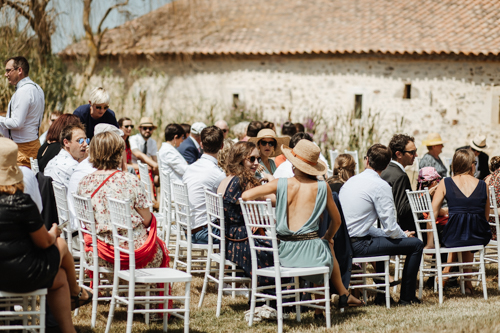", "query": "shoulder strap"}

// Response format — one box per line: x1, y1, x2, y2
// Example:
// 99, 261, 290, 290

91, 170, 121, 198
